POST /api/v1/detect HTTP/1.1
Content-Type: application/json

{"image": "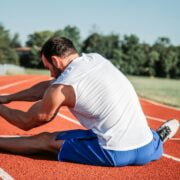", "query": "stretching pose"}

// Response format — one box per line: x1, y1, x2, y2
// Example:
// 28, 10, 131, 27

0, 37, 179, 166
